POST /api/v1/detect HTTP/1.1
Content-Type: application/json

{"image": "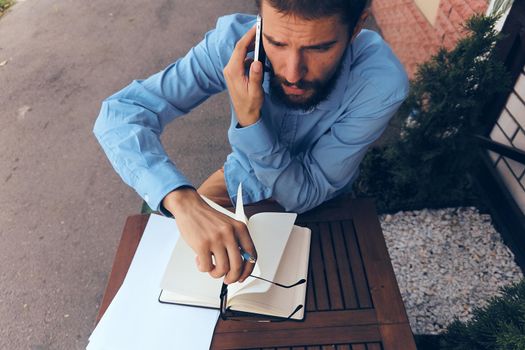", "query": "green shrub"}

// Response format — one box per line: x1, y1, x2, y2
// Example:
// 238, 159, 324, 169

440, 278, 525, 350
354, 14, 511, 213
